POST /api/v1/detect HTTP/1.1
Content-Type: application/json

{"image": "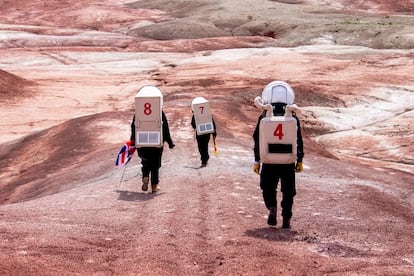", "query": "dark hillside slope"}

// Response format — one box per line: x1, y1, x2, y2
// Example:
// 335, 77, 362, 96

0, 111, 128, 204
